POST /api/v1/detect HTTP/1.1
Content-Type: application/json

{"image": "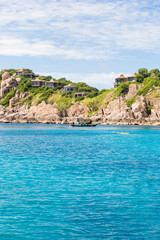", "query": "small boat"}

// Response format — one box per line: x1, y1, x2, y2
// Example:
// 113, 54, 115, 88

71, 123, 97, 127
71, 119, 97, 127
